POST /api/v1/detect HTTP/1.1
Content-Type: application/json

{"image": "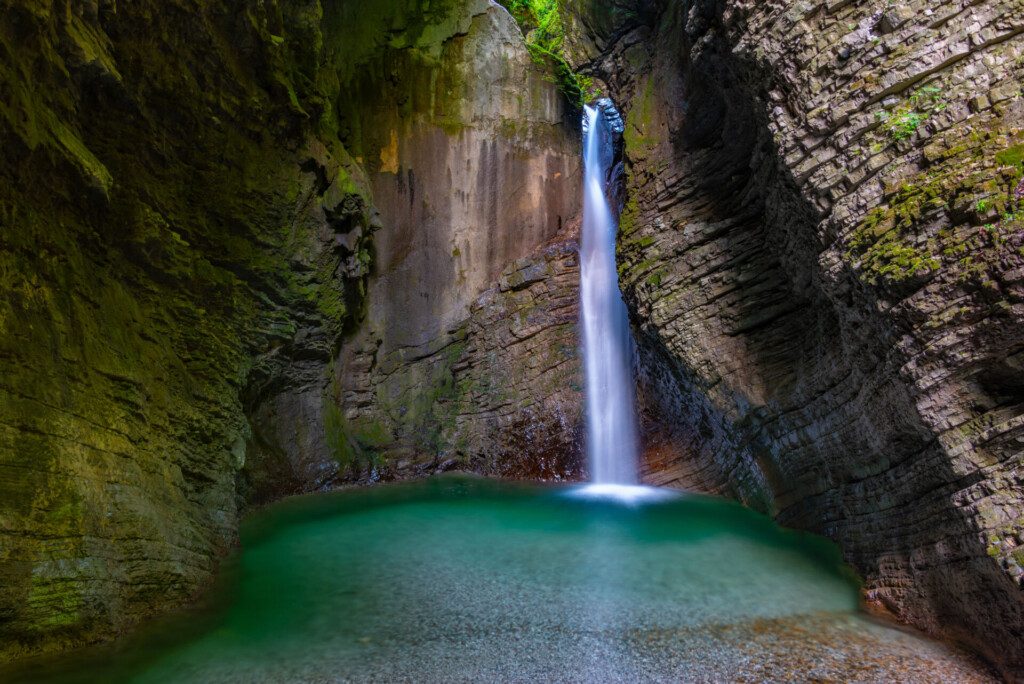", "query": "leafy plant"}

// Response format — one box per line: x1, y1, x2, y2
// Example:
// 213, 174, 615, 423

996, 144, 1024, 169
882, 110, 923, 141
875, 85, 947, 142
